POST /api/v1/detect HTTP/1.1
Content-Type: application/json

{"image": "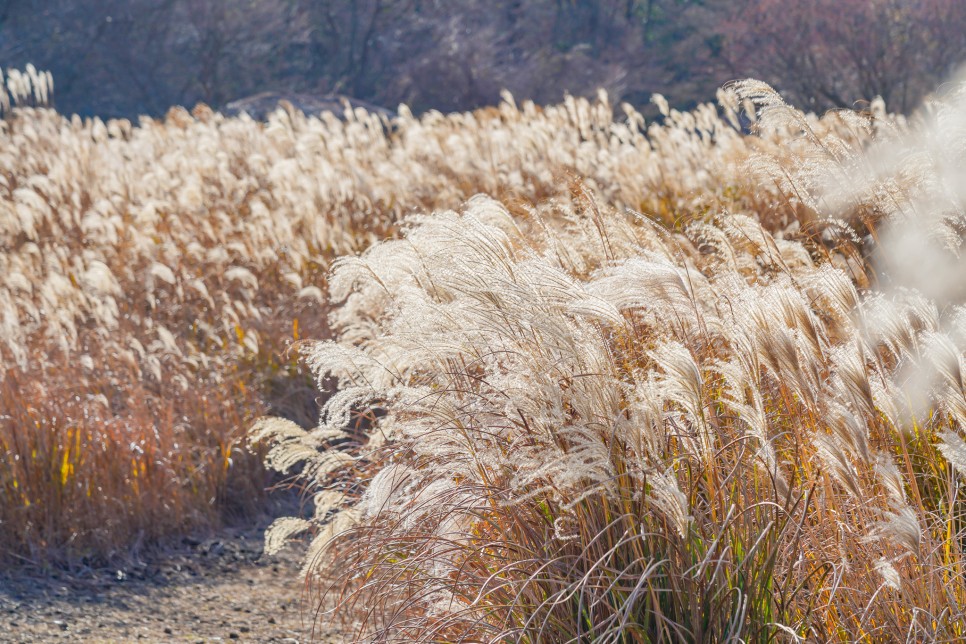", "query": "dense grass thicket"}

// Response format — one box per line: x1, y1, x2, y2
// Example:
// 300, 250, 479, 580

5, 61, 966, 640
0, 68, 784, 562
256, 85, 966, 640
